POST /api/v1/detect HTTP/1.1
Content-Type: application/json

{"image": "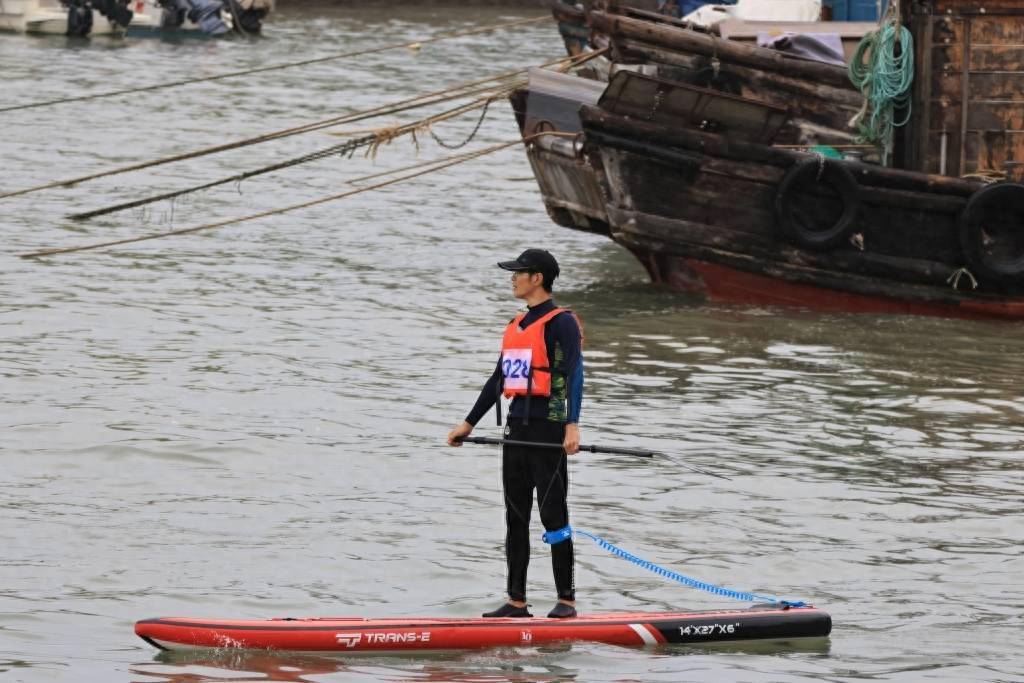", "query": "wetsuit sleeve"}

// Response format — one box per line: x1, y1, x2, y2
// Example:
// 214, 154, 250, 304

465, 359, 502, 426
552, 313, 583, 424
568, 356, 583, 424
